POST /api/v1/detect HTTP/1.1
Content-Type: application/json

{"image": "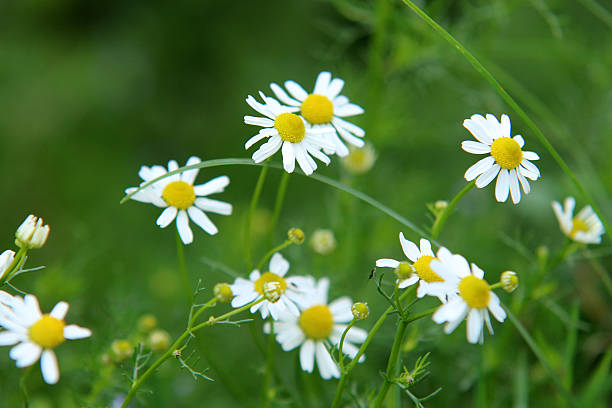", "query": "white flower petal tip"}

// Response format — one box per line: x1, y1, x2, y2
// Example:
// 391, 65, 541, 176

462, 113, 540, 204
551, 196, 605, 244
